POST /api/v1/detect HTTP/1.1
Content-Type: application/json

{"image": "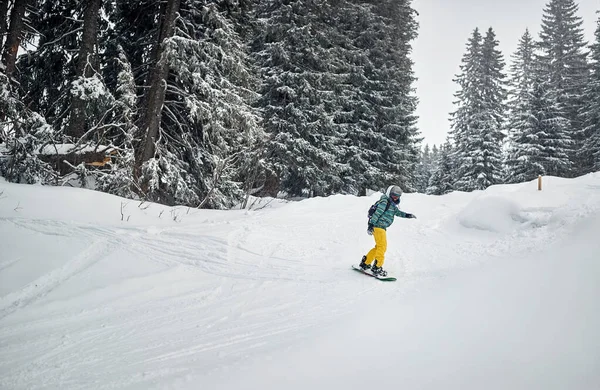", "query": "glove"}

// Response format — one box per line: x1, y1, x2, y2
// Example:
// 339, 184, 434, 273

405, 213, 417, 219
367, 223, 374, 235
